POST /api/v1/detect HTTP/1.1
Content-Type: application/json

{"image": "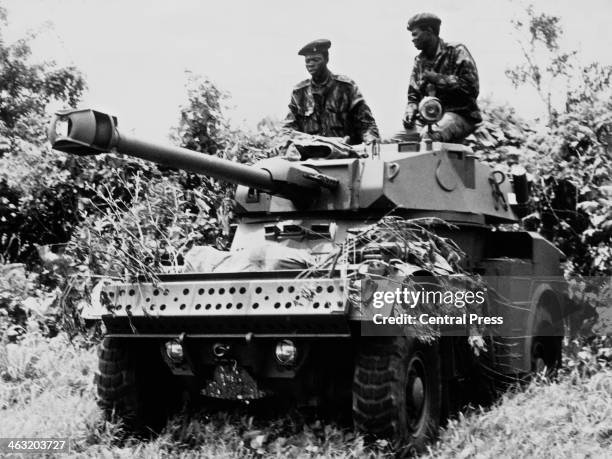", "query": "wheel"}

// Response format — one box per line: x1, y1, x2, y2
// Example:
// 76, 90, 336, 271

530, 302, 563, 377
531, 324, 562, 377
96, 337, 181, 434
353, 336, 441, 454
